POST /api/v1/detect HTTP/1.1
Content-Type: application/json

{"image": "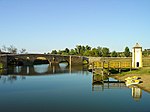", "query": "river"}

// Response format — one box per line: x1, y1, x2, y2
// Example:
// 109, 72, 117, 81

0, 64, 150, 112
